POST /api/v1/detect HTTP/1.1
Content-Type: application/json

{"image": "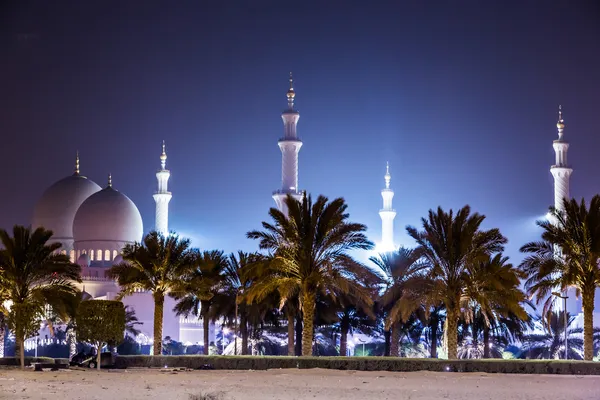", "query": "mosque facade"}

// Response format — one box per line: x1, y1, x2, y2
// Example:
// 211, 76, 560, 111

30, 145, 209, 350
